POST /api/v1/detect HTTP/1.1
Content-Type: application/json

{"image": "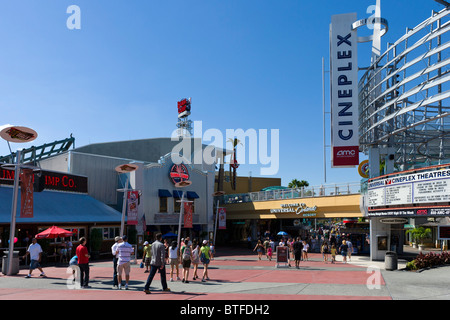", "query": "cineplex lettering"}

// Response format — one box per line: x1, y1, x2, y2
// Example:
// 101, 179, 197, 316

270, 203, 318, 216
368, 169, 450, 189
